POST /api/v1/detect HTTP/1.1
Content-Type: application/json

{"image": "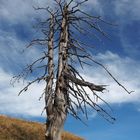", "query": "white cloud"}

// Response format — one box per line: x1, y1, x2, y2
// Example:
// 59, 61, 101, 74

83, 0, 140, 22
0, 0, 52, 117
0, 0, 34, 23
84, 0, 102, 14
0, 28, 44, 74
114, 0, 140, 21
0, 0, 53, 24
81, 51, 140, 104
1, 0, 139, 25
0, 68, 45, 117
